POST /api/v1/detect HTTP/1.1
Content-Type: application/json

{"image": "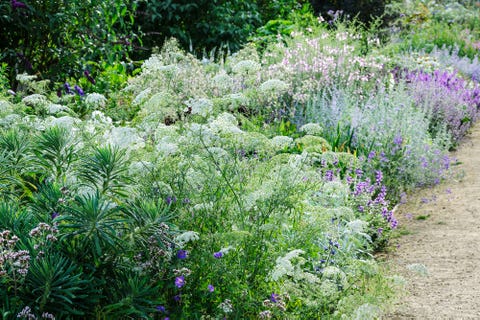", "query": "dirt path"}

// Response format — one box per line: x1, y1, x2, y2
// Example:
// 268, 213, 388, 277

387, 124, 480, 319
